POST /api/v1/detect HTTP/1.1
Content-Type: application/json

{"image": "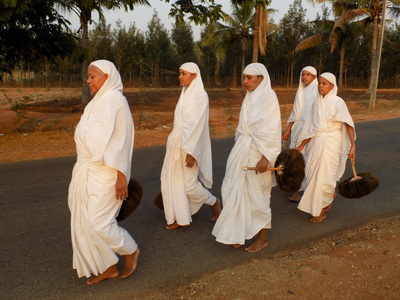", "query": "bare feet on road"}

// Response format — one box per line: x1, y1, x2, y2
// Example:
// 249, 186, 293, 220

119, 249, 140, 279
245, 229, 269, 253
86, 265, 119, 285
